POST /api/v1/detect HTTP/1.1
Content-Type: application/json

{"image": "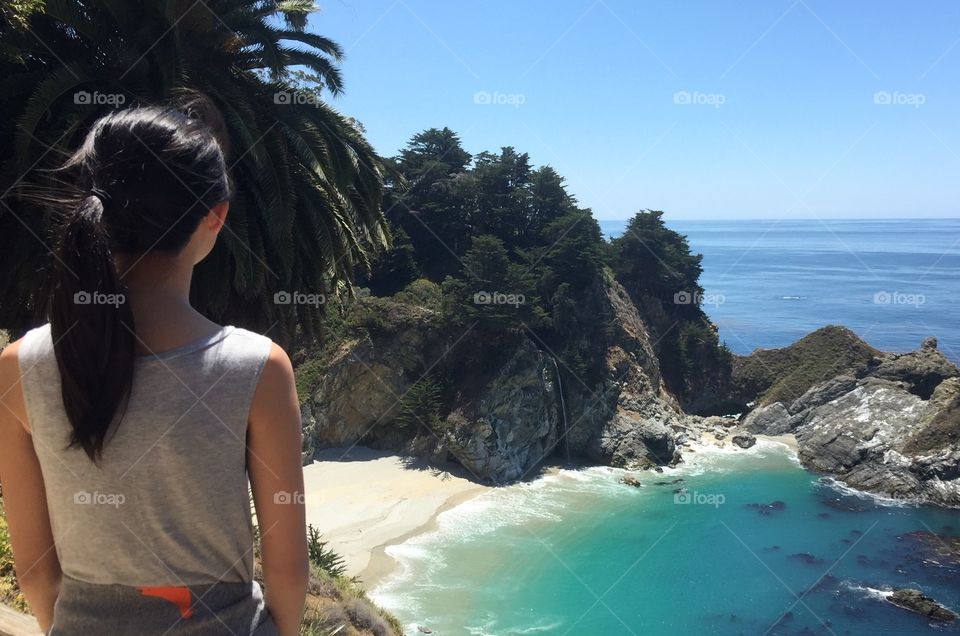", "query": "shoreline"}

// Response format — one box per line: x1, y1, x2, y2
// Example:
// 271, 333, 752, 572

302, 447, 489, 587
305, 436, 802, 592
359, 484, 485, 588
